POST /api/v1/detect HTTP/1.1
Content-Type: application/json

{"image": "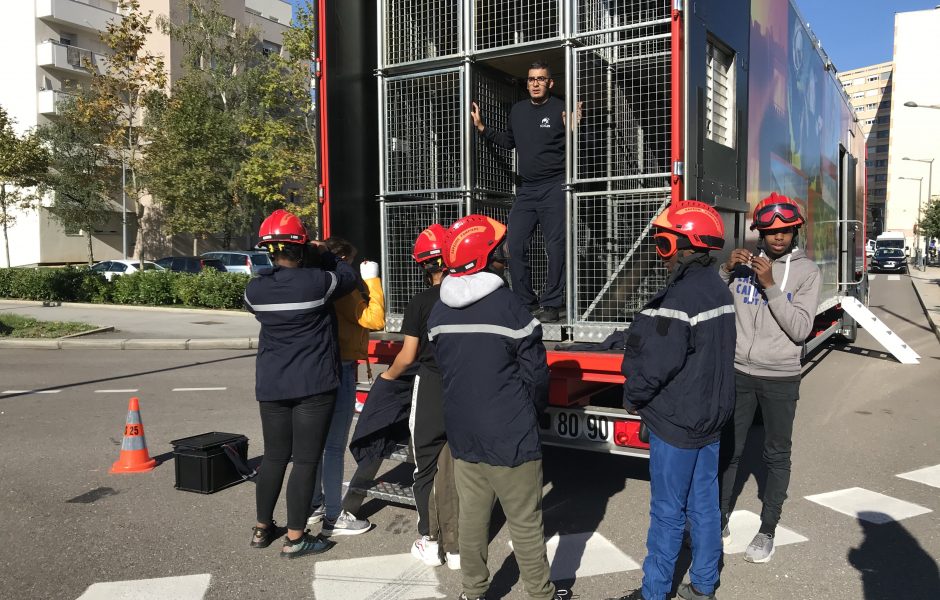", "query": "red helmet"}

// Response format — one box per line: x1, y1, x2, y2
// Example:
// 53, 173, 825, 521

652, 200, 725, 258
750, 192, 805, 231
412, 224, 447, 264
442, 214, 507, 276
256, 209, 308, 249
